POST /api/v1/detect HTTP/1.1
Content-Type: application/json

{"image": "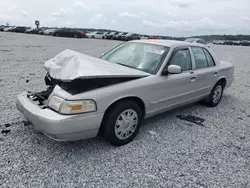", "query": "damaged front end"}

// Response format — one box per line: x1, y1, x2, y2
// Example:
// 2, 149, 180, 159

26, 75, 55, 109
26, 49, 150, 109
27, 87, 54, 109
27, 73, 145, 109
